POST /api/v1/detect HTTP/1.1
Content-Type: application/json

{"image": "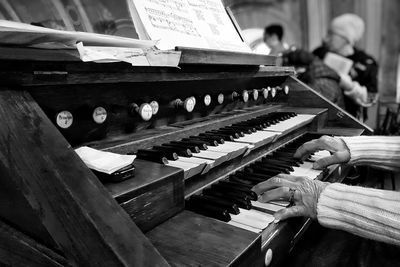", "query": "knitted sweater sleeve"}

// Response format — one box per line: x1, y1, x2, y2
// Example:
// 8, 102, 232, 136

341, 136, 400, 169
317, 136, 400, 246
